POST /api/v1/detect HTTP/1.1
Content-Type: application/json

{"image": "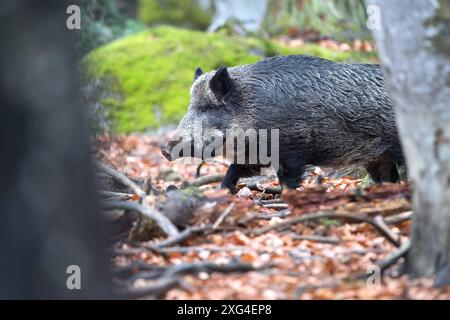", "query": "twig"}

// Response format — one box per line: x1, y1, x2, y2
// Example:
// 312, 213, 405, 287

291, 234, 341, 244
262, 203, 289, 210
258, 209, 291, 220
351, 239, 411, 281
256, 189, 266, 202
113, 225, 214, 256
127, 261, 269, 282
384, 211, 413, 225
95, 161, 146, 198
239, 209, 291, 224
253, 211, 402, 246
245, 182, 282, 194
374, 215, 401, 247
209, 158, 231, 166
257, 199, 285, 205
145, 179, 160, 195
196, 159, 230, 177
377, 239, 411, 272
252, 211, 351, 235
113, 247, 159, 257
98, 190, 134, 200
153, 245, 253, 254
114, 245, 258, 257
212, 203, 235, 229
115, 277, 181, 299
163, 261, 263, 277
149, 225, 212, 249
112, 260, 162, 278
184, 173, 225, 188
101, 200, 179, 237
195, 161, 205, 178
